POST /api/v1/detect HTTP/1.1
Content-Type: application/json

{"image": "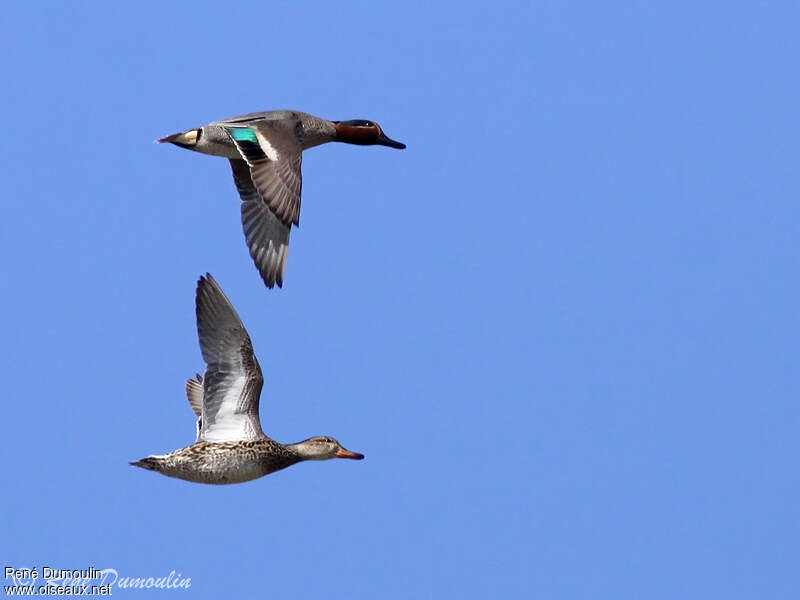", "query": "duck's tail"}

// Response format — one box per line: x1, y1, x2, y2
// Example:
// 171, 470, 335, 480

157, 129, 200, 148
130, 457, 160, 471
